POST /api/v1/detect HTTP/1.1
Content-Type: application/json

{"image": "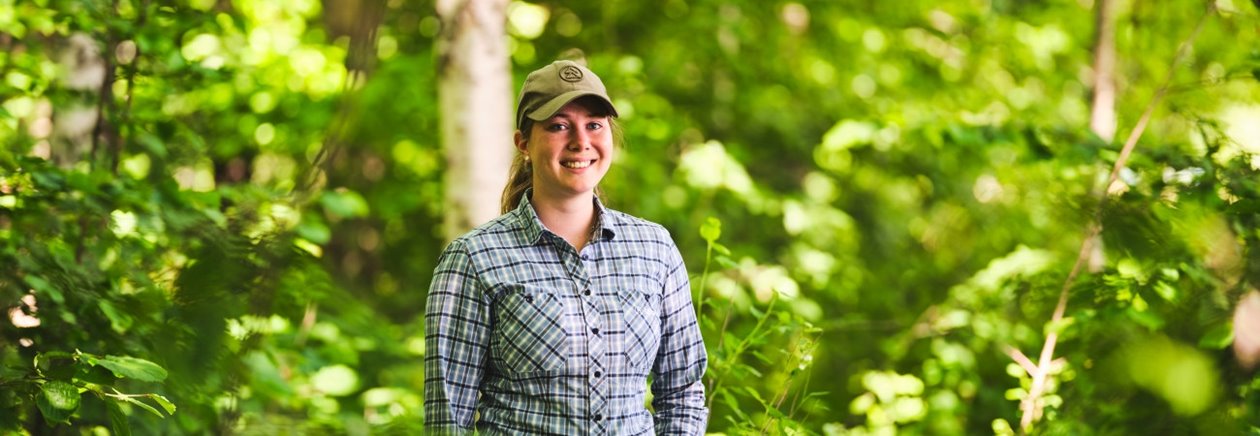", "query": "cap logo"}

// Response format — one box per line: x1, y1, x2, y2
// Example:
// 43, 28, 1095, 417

559, 65, 584, 82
